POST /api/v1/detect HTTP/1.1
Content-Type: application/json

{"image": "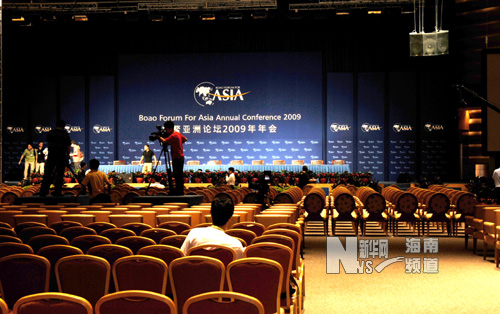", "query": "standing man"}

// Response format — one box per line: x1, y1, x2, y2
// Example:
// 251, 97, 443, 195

39, 119, 72, 197
19, 144, 36, 181
35, 142, 47, 175
140, 144, 157, 173
159, 121, 187, 195
71, 141, 83, 170
226, 167, 236, 186
493, 165, 500, 204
